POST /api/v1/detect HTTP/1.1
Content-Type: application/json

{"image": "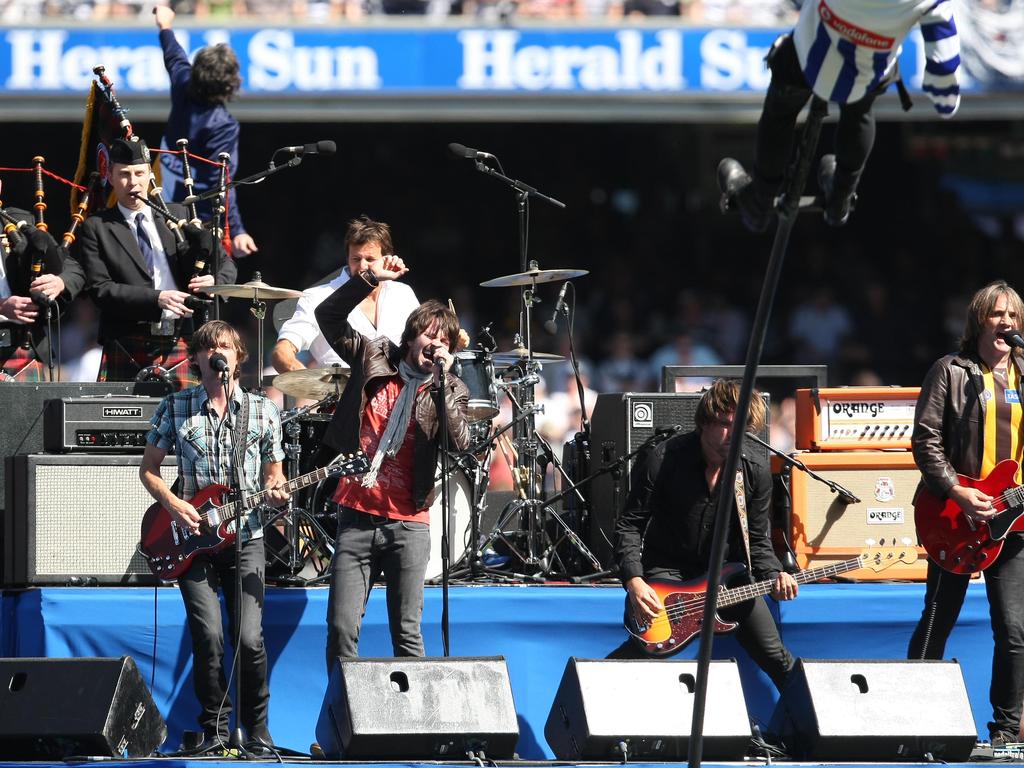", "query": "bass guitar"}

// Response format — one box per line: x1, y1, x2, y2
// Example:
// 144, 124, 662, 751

623, 544, 918, 657
914, 459, 1024, 574
139, 452, 368, 580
